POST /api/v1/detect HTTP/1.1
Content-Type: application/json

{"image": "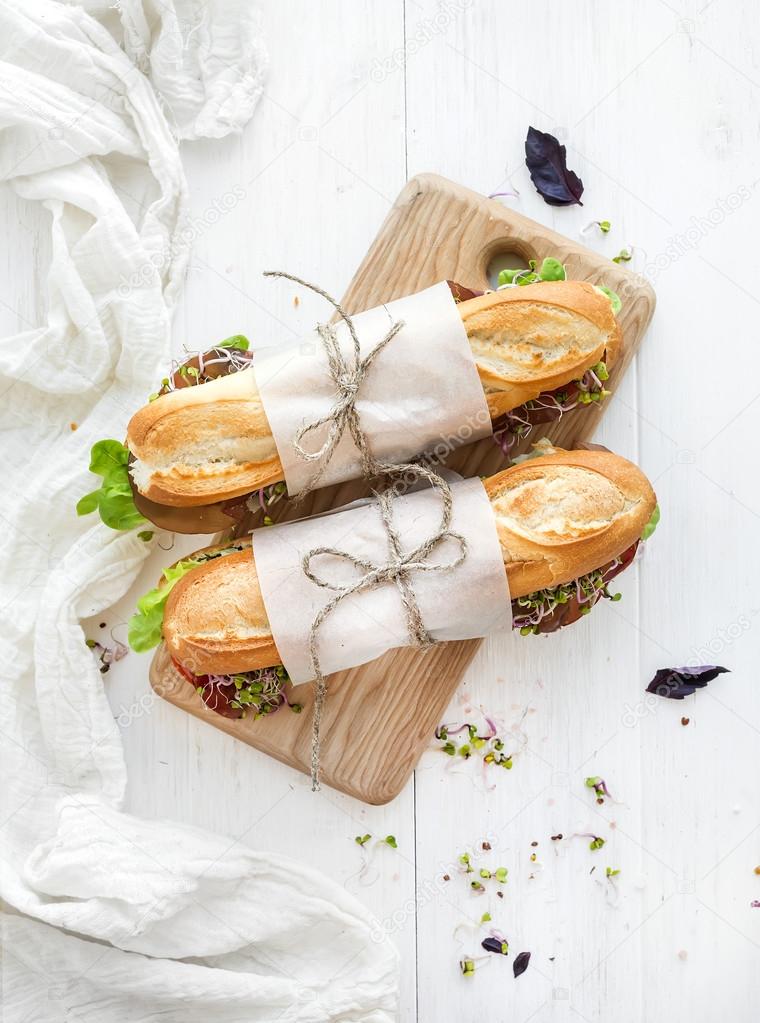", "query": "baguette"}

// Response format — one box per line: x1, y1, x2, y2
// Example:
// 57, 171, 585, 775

162, 448, 654, 676
127, 281, 620, 507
